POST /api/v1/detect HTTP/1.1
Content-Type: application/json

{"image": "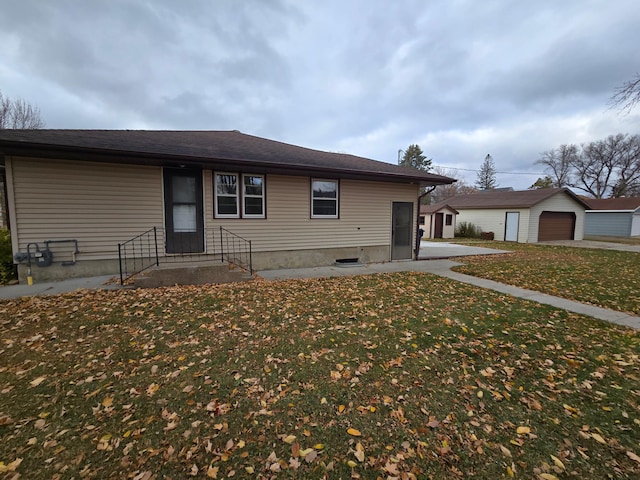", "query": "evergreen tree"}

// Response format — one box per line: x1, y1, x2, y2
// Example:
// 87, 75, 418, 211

476, 154, 498, 190
399, 144, 432, 171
